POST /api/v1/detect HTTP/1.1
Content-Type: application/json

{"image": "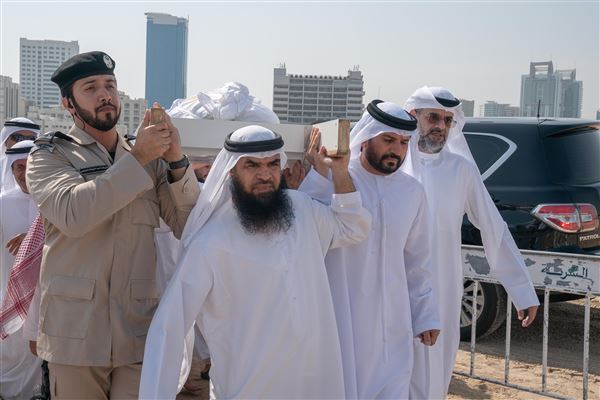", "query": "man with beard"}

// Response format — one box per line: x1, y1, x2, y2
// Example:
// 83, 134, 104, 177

139, 125, 371, 399
0, 141, 43, 399
405, 86, 538, 399
25, 51, 200, 398
298, 100, 440, 399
